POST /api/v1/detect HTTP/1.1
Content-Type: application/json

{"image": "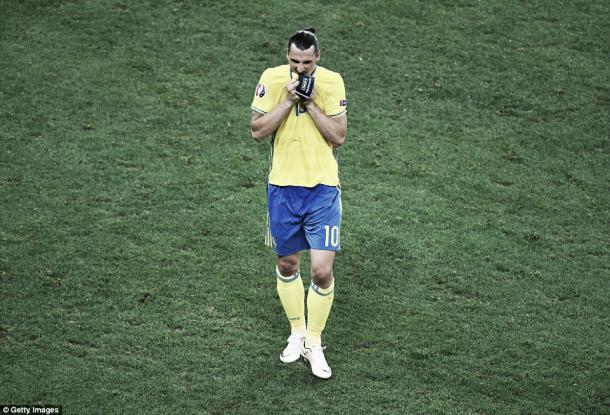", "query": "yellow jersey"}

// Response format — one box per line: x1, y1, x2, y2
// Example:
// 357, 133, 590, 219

251, 64, 347, 187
